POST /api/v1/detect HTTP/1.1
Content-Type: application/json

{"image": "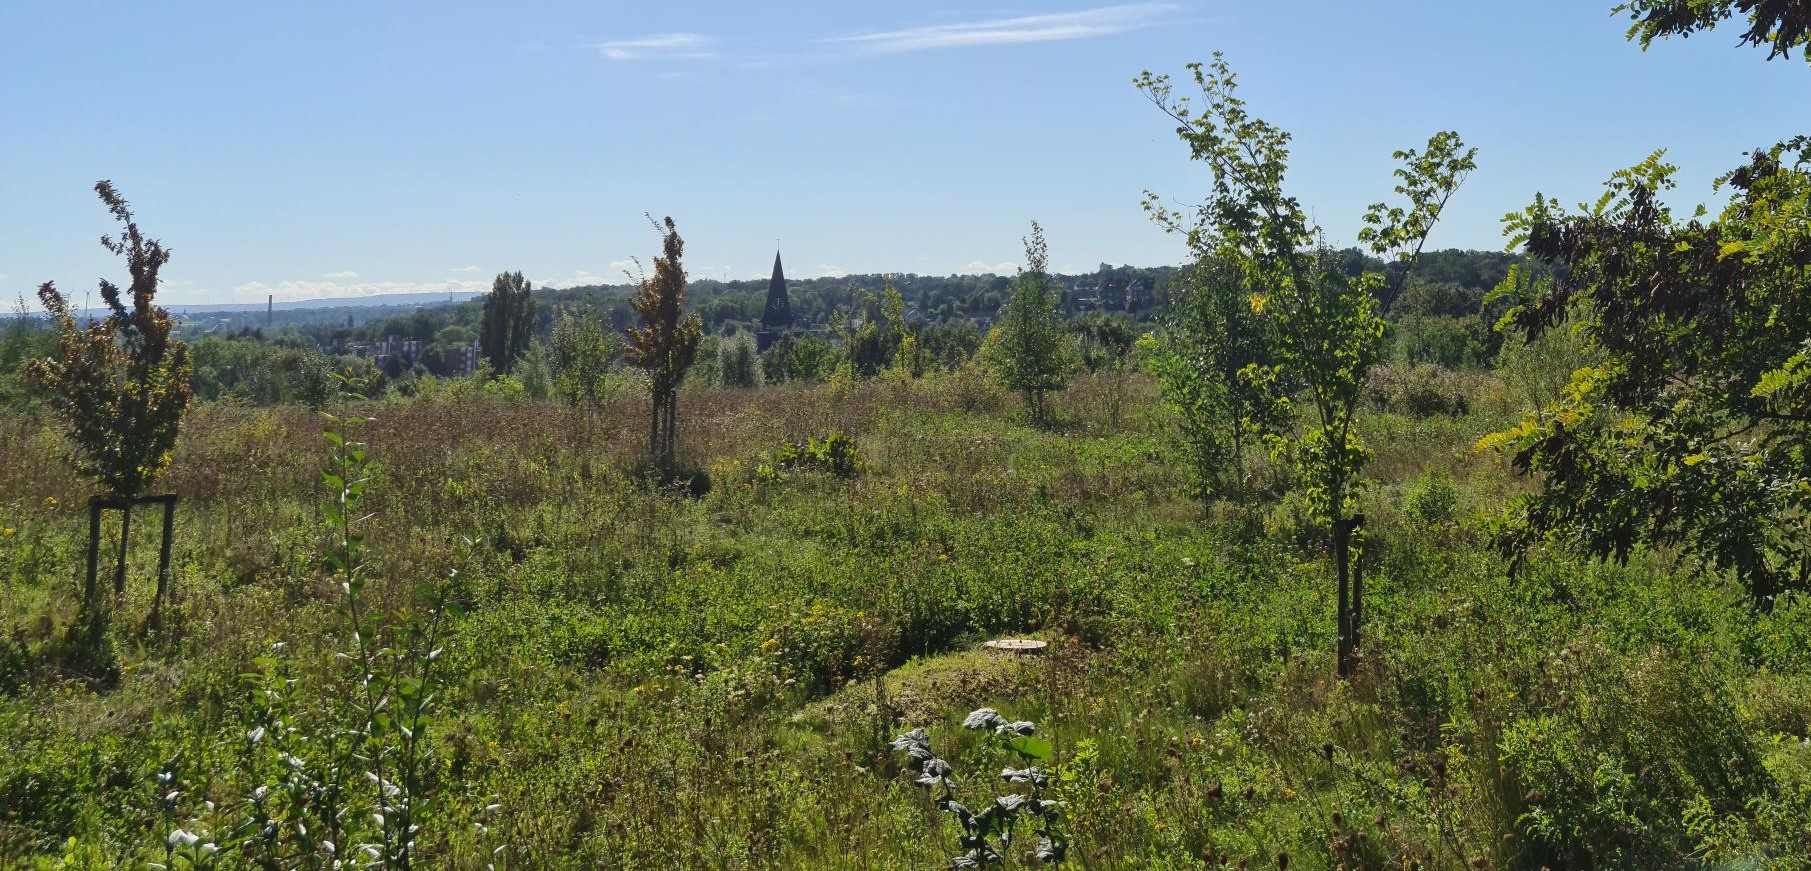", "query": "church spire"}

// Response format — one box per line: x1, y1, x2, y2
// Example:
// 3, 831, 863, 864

762, 249, 792, 329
